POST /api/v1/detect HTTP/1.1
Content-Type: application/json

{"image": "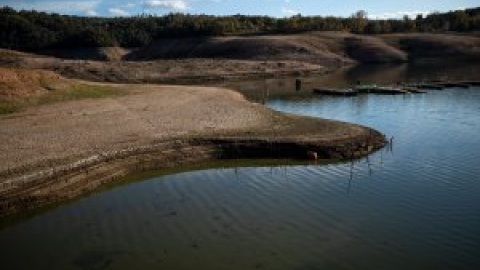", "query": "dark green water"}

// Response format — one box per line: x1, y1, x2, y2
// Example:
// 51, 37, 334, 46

1, 63, 480, 270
